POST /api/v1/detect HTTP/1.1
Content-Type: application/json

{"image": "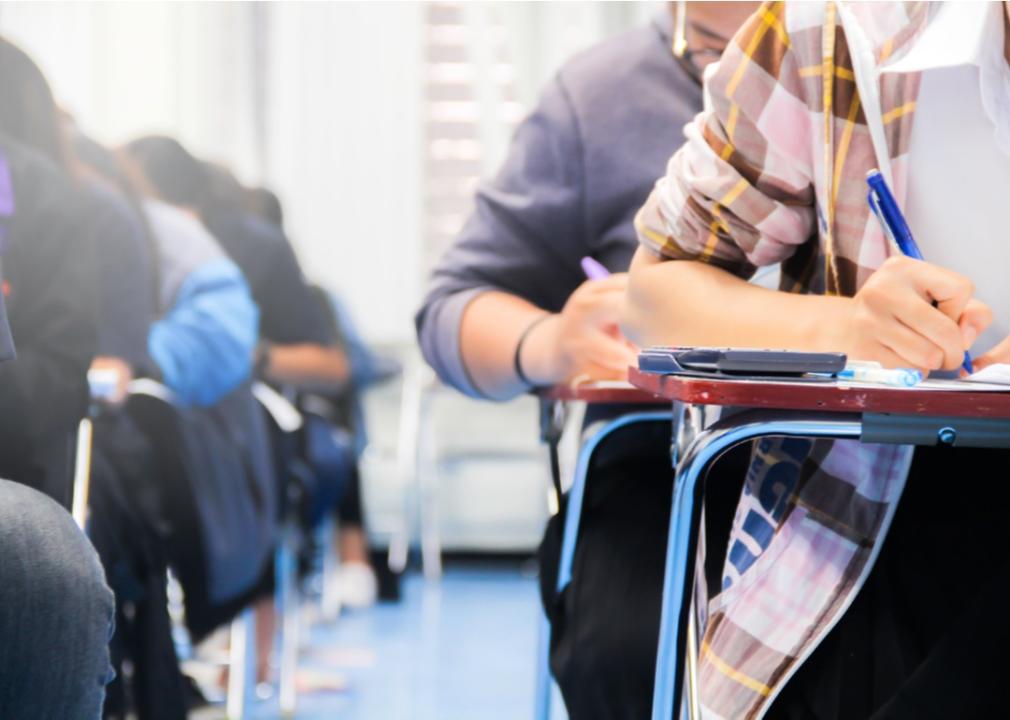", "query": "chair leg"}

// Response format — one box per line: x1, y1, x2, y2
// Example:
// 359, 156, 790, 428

226, 608, 257, 720
276, 521, 300, 717
416, 383, 442, 580
533, 611, 553, 720
685, 607, 701, 720
389, 366, 424, 573
320, 516, 343, 621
